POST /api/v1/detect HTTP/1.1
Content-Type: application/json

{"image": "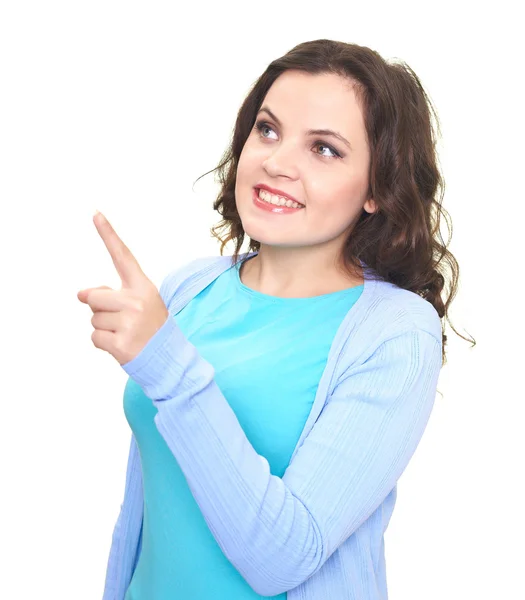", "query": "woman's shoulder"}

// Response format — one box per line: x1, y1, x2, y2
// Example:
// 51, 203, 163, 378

158, 254, 235, 305
364, 277, 442, 345
331, 280, 443, 384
